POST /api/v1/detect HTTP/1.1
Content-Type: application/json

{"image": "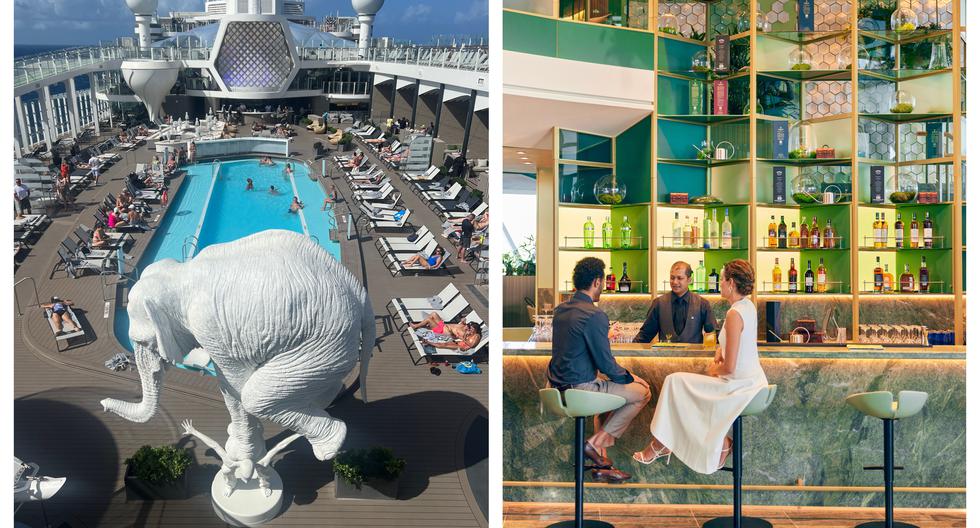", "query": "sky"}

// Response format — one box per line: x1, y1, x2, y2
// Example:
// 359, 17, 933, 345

14, 0, 488, 45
